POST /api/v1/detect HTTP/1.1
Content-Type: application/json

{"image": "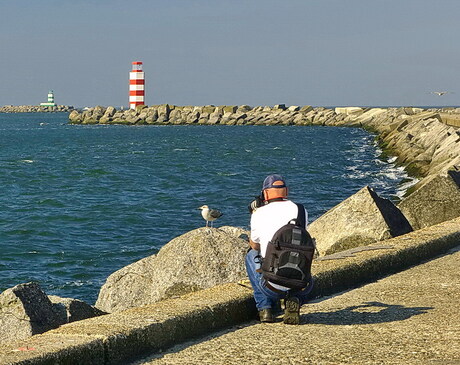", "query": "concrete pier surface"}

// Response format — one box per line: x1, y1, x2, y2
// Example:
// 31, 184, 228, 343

1, 217, 459, 364
135, 247, 460, 365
